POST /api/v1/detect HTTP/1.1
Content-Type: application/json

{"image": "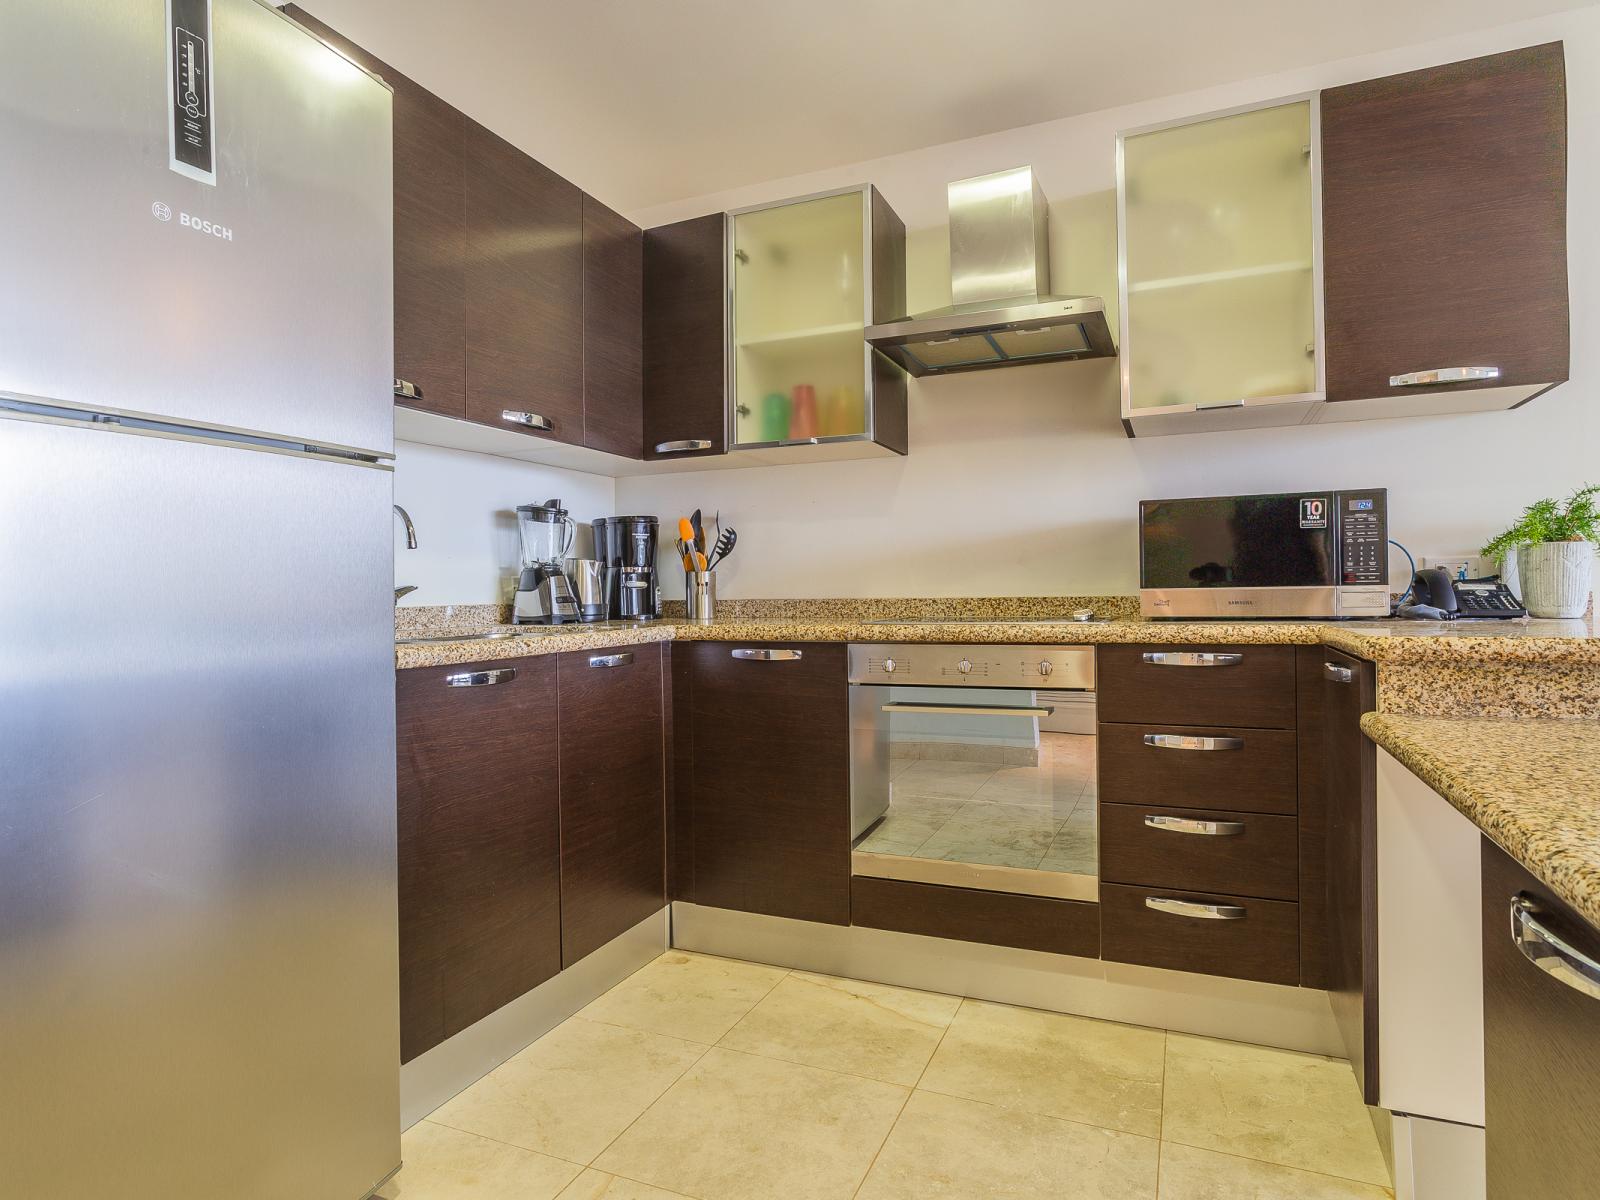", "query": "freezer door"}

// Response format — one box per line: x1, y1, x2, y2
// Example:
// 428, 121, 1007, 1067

0, 420, 400, 1199
0, 0, 393, 455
